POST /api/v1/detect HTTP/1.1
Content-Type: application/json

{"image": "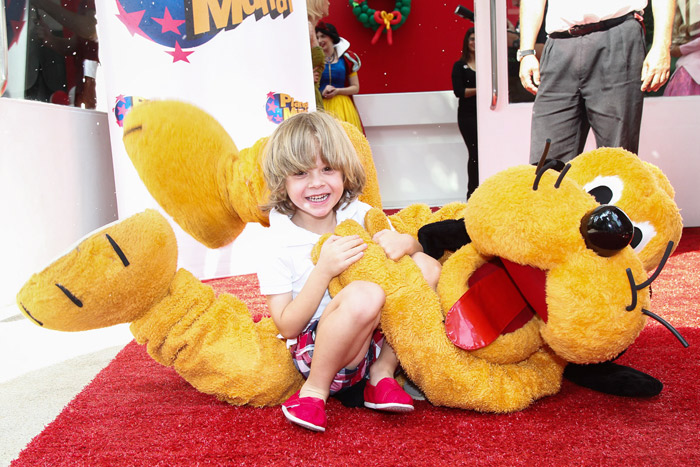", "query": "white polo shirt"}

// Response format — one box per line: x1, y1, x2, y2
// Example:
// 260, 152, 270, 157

545, 0, 647, 34
257, 199, 374, 337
